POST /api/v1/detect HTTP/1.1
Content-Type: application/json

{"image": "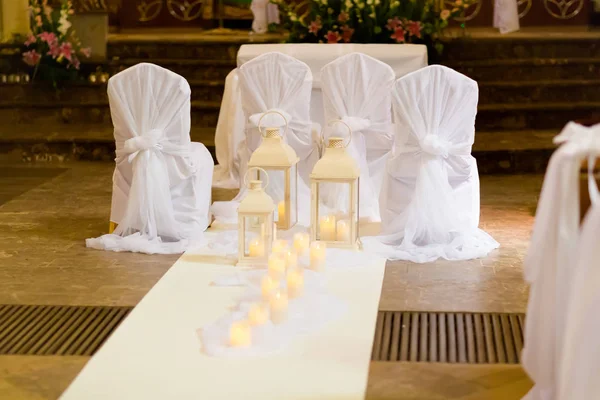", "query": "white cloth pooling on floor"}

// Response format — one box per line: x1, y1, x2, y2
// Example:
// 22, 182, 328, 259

86, 63, 213, 254
365, 65, 498, 263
